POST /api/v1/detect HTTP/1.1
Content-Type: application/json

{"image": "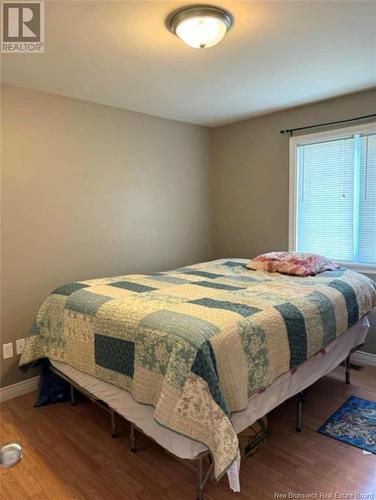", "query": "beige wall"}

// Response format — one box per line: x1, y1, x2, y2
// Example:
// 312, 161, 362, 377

1, 84, 213, 386
2, 85, 375, 388
210, 87, 376, 355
